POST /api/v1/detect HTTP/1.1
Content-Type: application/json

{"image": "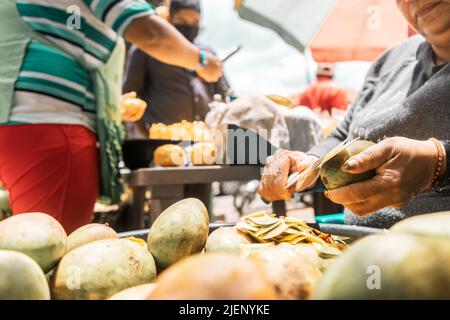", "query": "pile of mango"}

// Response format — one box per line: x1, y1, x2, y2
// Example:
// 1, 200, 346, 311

0, 198, 321, 300
1, 198, 450, 300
